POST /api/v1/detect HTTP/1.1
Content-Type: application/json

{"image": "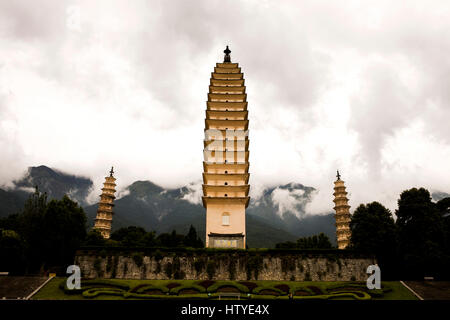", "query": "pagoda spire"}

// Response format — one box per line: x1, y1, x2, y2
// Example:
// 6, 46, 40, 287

333, 172, 351, 249
93, 168, 117, 239
203, 49, 249, 249
223, 45, 231, 63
